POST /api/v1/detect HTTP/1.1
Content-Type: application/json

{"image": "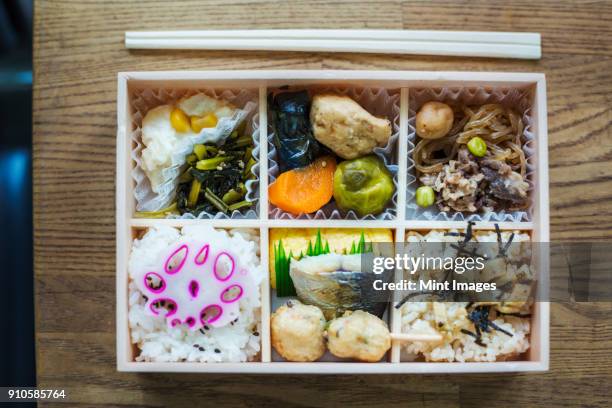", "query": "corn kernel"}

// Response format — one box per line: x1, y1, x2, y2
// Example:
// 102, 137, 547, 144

170, 108, 190, 133
191, 113, 218, 132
